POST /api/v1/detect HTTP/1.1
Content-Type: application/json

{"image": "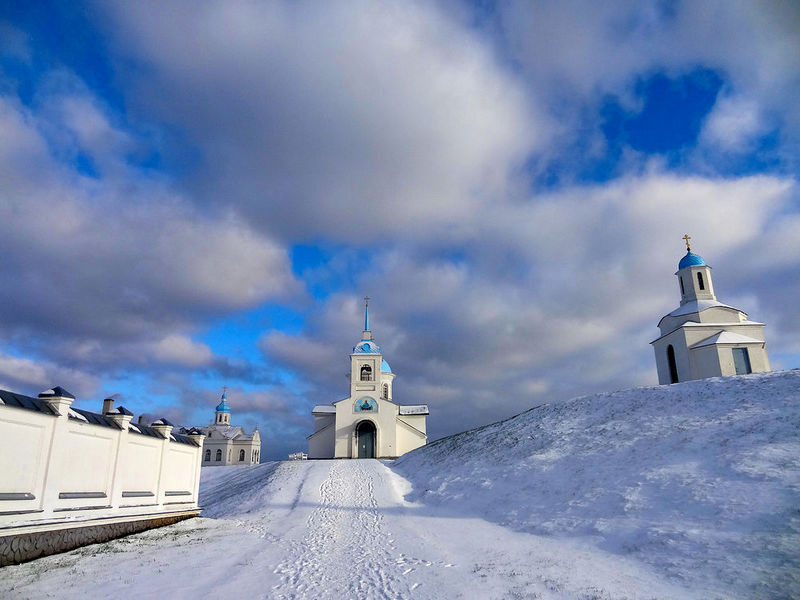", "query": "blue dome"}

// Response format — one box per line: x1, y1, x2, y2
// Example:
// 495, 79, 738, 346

215, 393, 230, 413
678, 251, 706, 270
381, 359, 392, 373
353, 340, 381, 354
